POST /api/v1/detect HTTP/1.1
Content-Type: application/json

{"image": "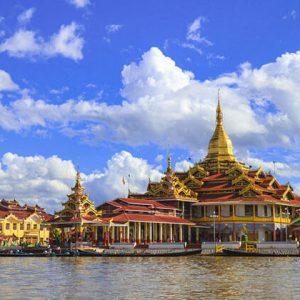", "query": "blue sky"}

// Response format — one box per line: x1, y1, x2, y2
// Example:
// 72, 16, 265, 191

0, 0, 300, 212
